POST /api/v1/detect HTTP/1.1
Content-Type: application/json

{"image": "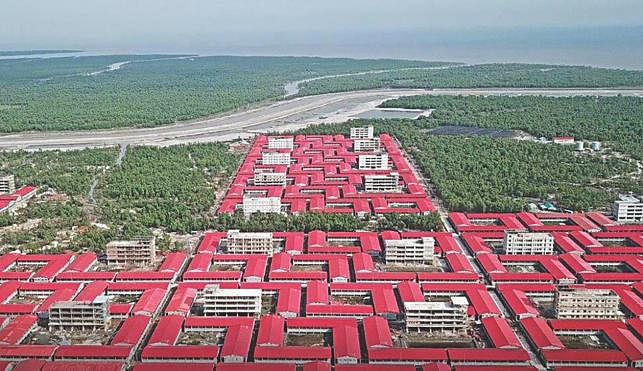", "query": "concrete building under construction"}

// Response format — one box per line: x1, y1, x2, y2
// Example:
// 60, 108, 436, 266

106, 237, 156, 267
555, 289, 622, 320
202, 285, 262, 317
48, 296, 110, 331
226, 230, 274, 255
